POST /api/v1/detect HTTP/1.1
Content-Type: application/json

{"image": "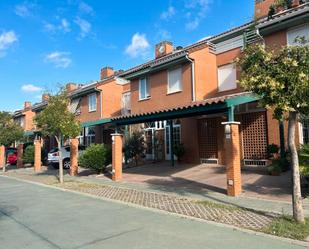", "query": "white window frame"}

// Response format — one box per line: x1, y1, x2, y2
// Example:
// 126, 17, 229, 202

88, 93, 97, 112
217, 63, 237, 92
167, 67, 183, 94
287, 23, 309, 46
139, 77, 150, 100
